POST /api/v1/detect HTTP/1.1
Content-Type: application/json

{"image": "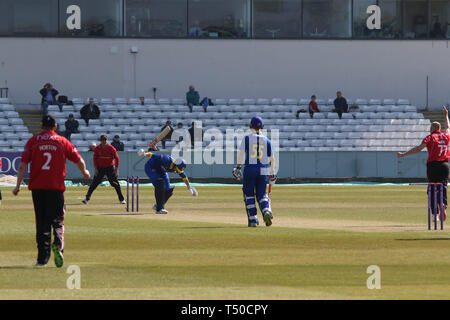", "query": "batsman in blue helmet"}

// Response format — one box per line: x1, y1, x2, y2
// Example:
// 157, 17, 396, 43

233, 116, 277, 227
138, 150, 198, 214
